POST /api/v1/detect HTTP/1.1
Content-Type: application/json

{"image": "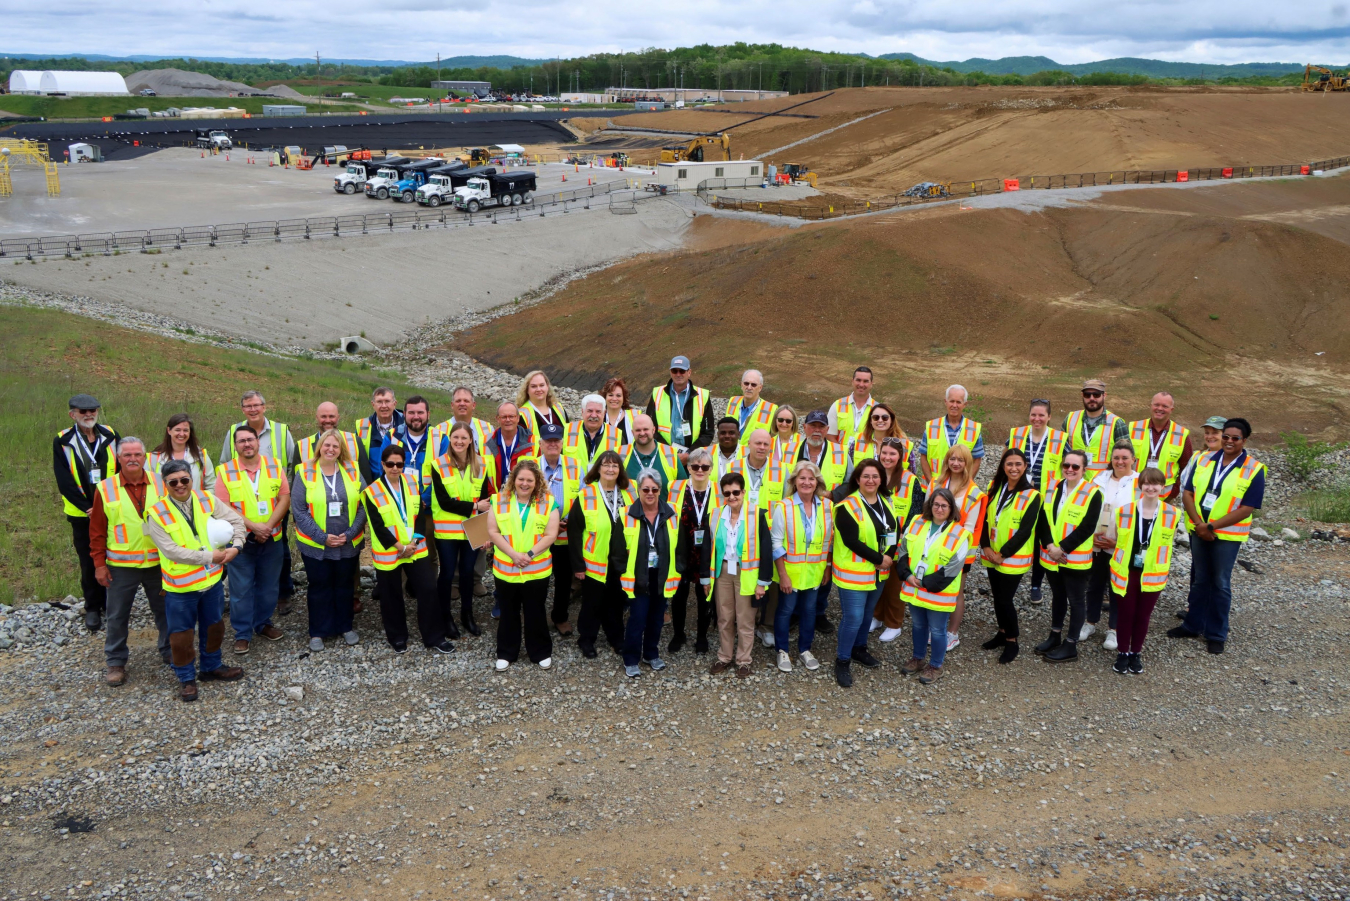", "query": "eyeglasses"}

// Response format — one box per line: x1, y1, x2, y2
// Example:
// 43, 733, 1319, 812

1062, 463, 1082, 471
76, 408, 99, 415
1081, 391, 1103, 399
775, 417, 793, 424
688, 463, 710, 471
242, 403, 265, 411
721, 489, 742, 498
741, 381, 760, 387
384, 460, 405, 469
871, 414, 891, 422
165, 477, 192, 487
639, 487, 661, 495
